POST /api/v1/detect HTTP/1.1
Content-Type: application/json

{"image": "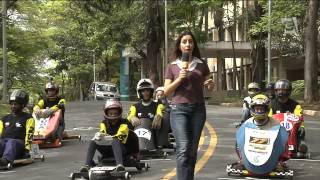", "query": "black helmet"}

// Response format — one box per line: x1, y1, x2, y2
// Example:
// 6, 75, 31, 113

274, 79, 292, 97
265, 82, 275, 90
265, 82, 275, 99
9, 89, 29, 107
